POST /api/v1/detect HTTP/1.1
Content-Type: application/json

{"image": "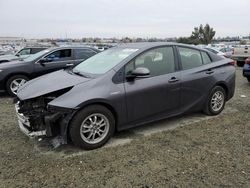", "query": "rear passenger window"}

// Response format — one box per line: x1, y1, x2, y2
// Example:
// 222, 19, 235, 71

125, 47, 175, 77
75, 49, 97, 59
178, 47, 203, 70
201, 51, 212, 64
